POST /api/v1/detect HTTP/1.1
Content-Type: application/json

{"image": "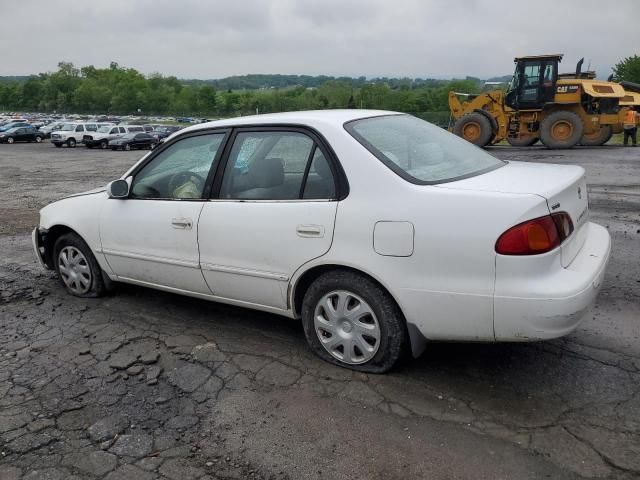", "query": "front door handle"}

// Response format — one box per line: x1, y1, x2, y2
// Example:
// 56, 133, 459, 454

296, 224, 325, 238
171, 217, 193, 230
